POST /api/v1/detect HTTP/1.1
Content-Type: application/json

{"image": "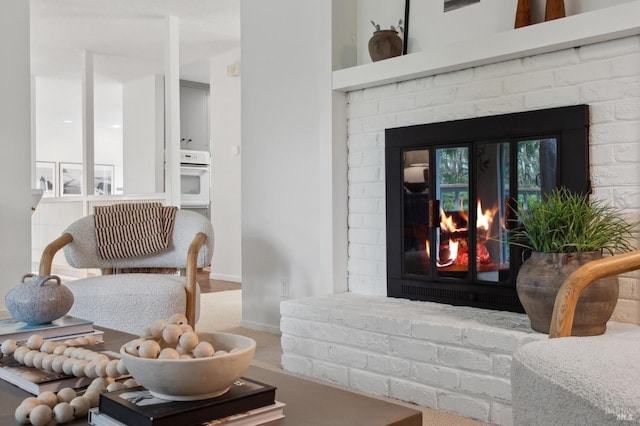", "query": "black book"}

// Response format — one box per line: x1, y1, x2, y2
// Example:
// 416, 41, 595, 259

99, 377, 277, 426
